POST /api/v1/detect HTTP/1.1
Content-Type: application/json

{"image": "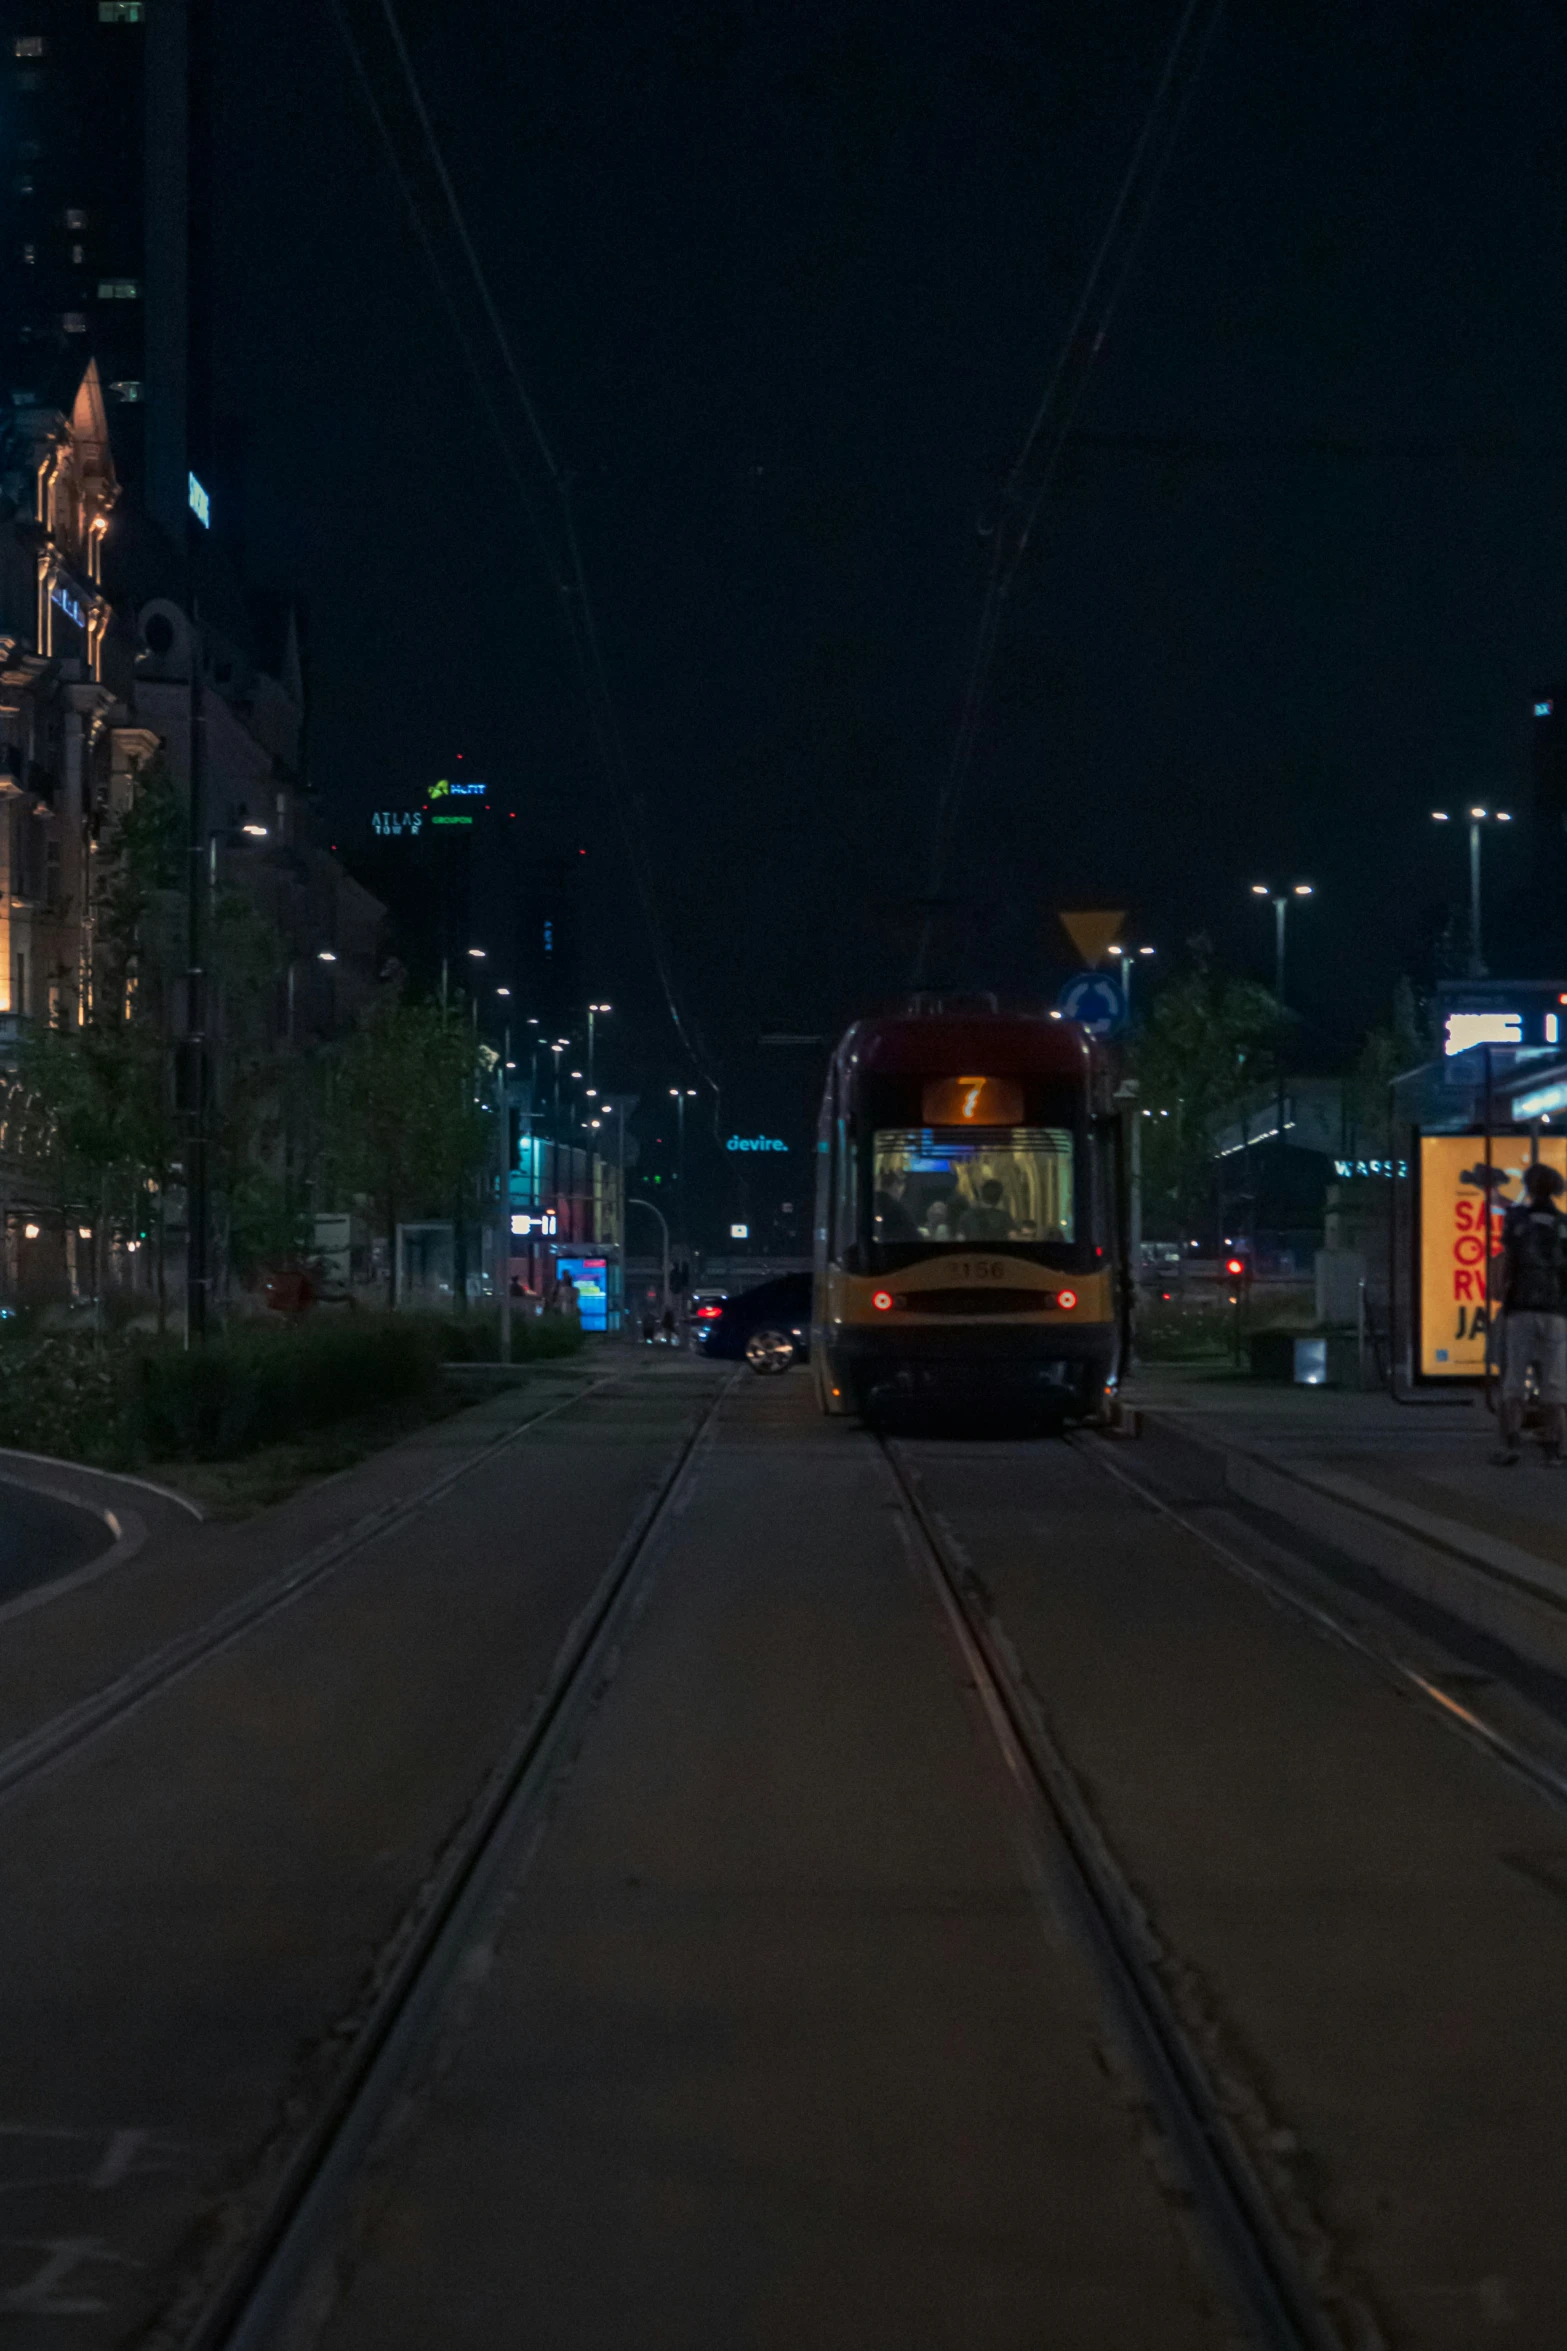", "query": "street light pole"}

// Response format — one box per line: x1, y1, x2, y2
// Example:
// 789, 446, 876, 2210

1250, 882, 1313, 1160
495, 1055, 512, 1365
1110, 942, 1156, 1021
587, 1002, 611, 1091
669, 1086, 697, 1247
1431, 806, 1511, 979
